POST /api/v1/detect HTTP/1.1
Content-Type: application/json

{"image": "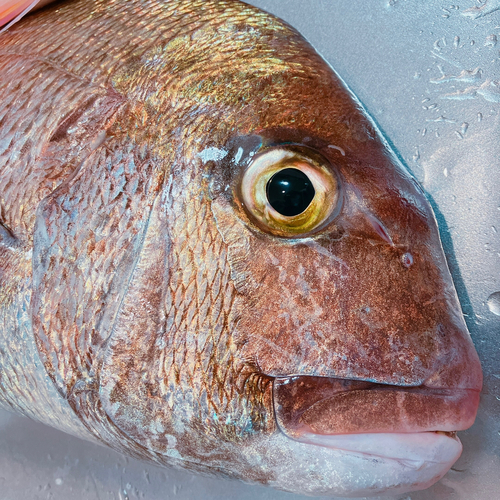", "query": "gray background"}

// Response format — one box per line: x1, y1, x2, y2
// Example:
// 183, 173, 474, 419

0, 1, 499, 499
